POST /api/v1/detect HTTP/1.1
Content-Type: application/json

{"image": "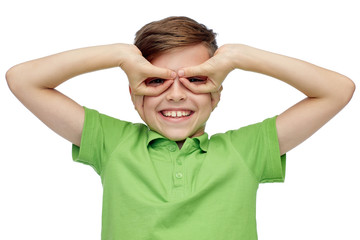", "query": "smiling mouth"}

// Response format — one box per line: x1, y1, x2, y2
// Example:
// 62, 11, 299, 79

161, 110, 193, 118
